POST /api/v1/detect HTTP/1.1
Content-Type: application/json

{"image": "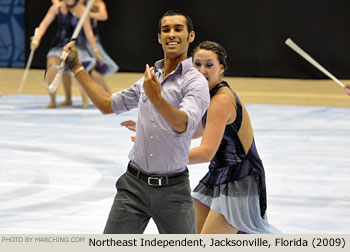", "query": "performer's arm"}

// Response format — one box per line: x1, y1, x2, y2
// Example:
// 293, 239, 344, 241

32, 5, 58, 48
75, 71, 112, 113
189, 94, 236, 164
89, 1, 108, 21
192, 120, 204, 139
80, 6, 98, 52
